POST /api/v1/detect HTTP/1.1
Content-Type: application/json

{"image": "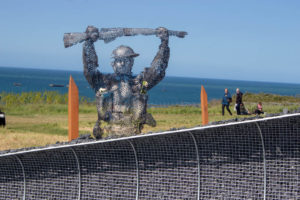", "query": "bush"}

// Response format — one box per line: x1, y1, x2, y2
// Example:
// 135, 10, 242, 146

0, 91, 92, 107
